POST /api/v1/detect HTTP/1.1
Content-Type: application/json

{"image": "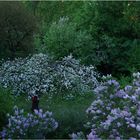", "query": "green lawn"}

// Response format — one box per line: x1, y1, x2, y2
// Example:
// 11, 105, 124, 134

15, 93, 95, 138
